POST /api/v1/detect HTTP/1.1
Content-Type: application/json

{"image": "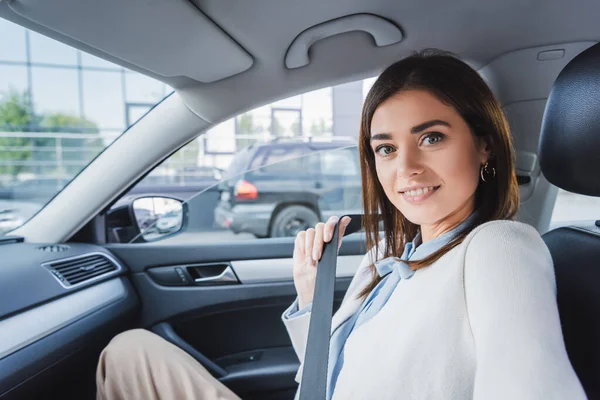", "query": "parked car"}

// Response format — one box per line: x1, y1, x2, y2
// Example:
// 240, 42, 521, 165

214, 137, 363, 238
156, 209, 183, 234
